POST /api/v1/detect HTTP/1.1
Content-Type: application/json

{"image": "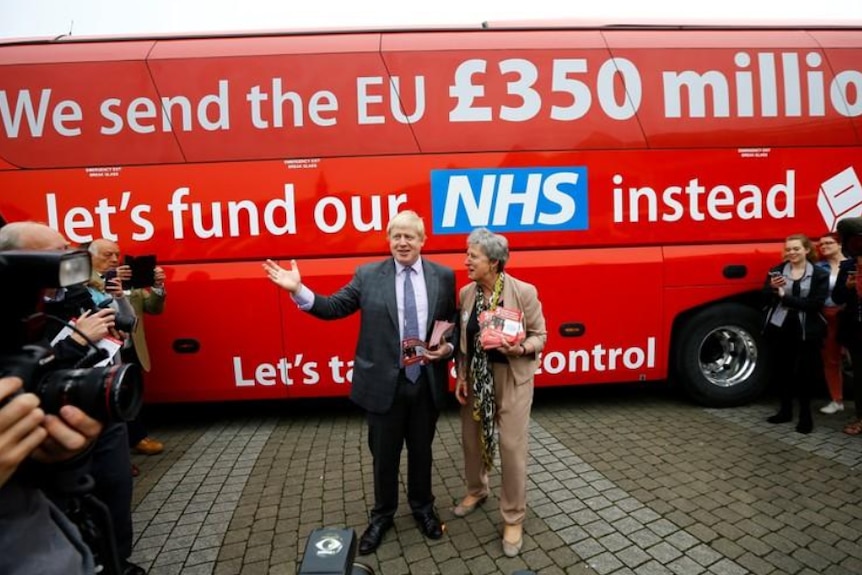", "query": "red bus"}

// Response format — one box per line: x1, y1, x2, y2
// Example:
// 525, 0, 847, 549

1, 22, 860, 406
